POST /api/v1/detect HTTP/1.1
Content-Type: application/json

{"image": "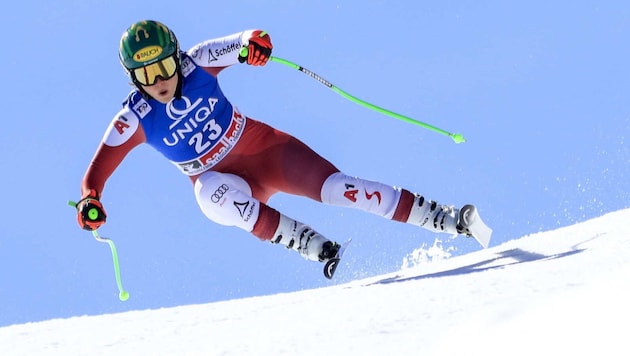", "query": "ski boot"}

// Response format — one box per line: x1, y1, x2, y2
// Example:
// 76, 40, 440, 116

271, 214, 345, 278
407, 195, 492, 248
